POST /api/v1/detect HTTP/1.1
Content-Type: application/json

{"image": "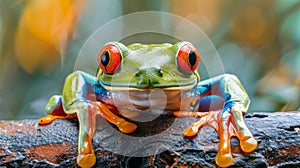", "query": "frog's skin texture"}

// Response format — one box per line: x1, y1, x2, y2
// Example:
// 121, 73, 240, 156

38, 42, 257, 168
